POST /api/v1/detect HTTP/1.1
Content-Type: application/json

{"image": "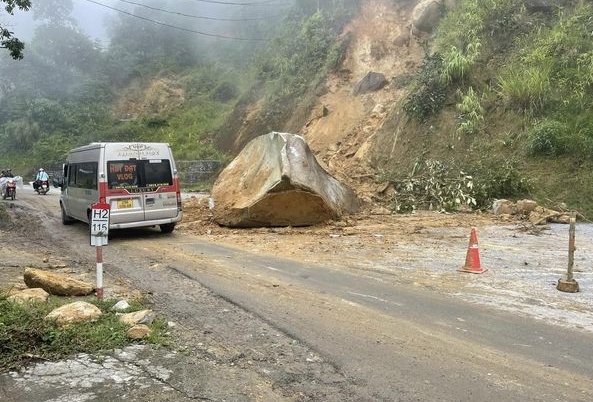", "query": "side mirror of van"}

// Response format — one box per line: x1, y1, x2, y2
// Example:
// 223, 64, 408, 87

53, 177, 63, 189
